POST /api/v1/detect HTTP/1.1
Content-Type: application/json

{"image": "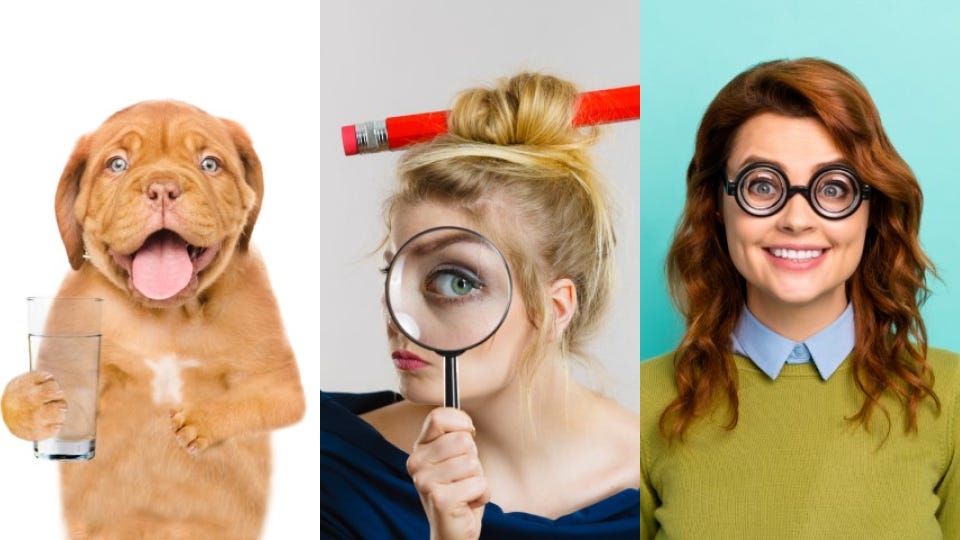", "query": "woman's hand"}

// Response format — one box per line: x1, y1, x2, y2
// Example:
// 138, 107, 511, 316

407, 407, 491, 540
